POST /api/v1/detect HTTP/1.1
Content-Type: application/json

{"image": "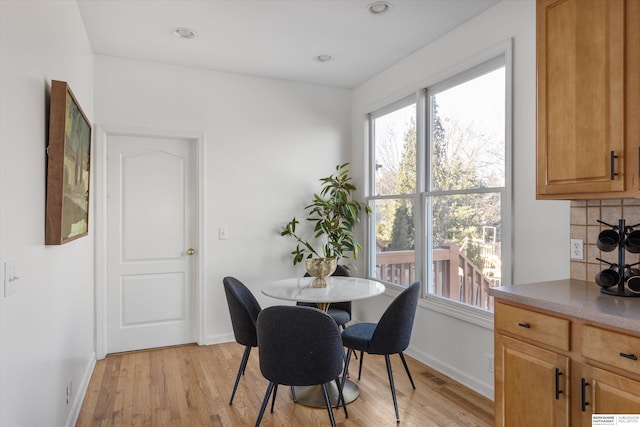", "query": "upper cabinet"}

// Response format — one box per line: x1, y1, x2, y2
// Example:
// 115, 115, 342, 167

536, 0, 640, 199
